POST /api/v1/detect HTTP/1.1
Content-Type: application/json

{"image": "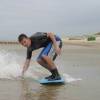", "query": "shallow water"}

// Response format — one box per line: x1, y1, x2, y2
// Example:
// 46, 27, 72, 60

0, 43, 100, 100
